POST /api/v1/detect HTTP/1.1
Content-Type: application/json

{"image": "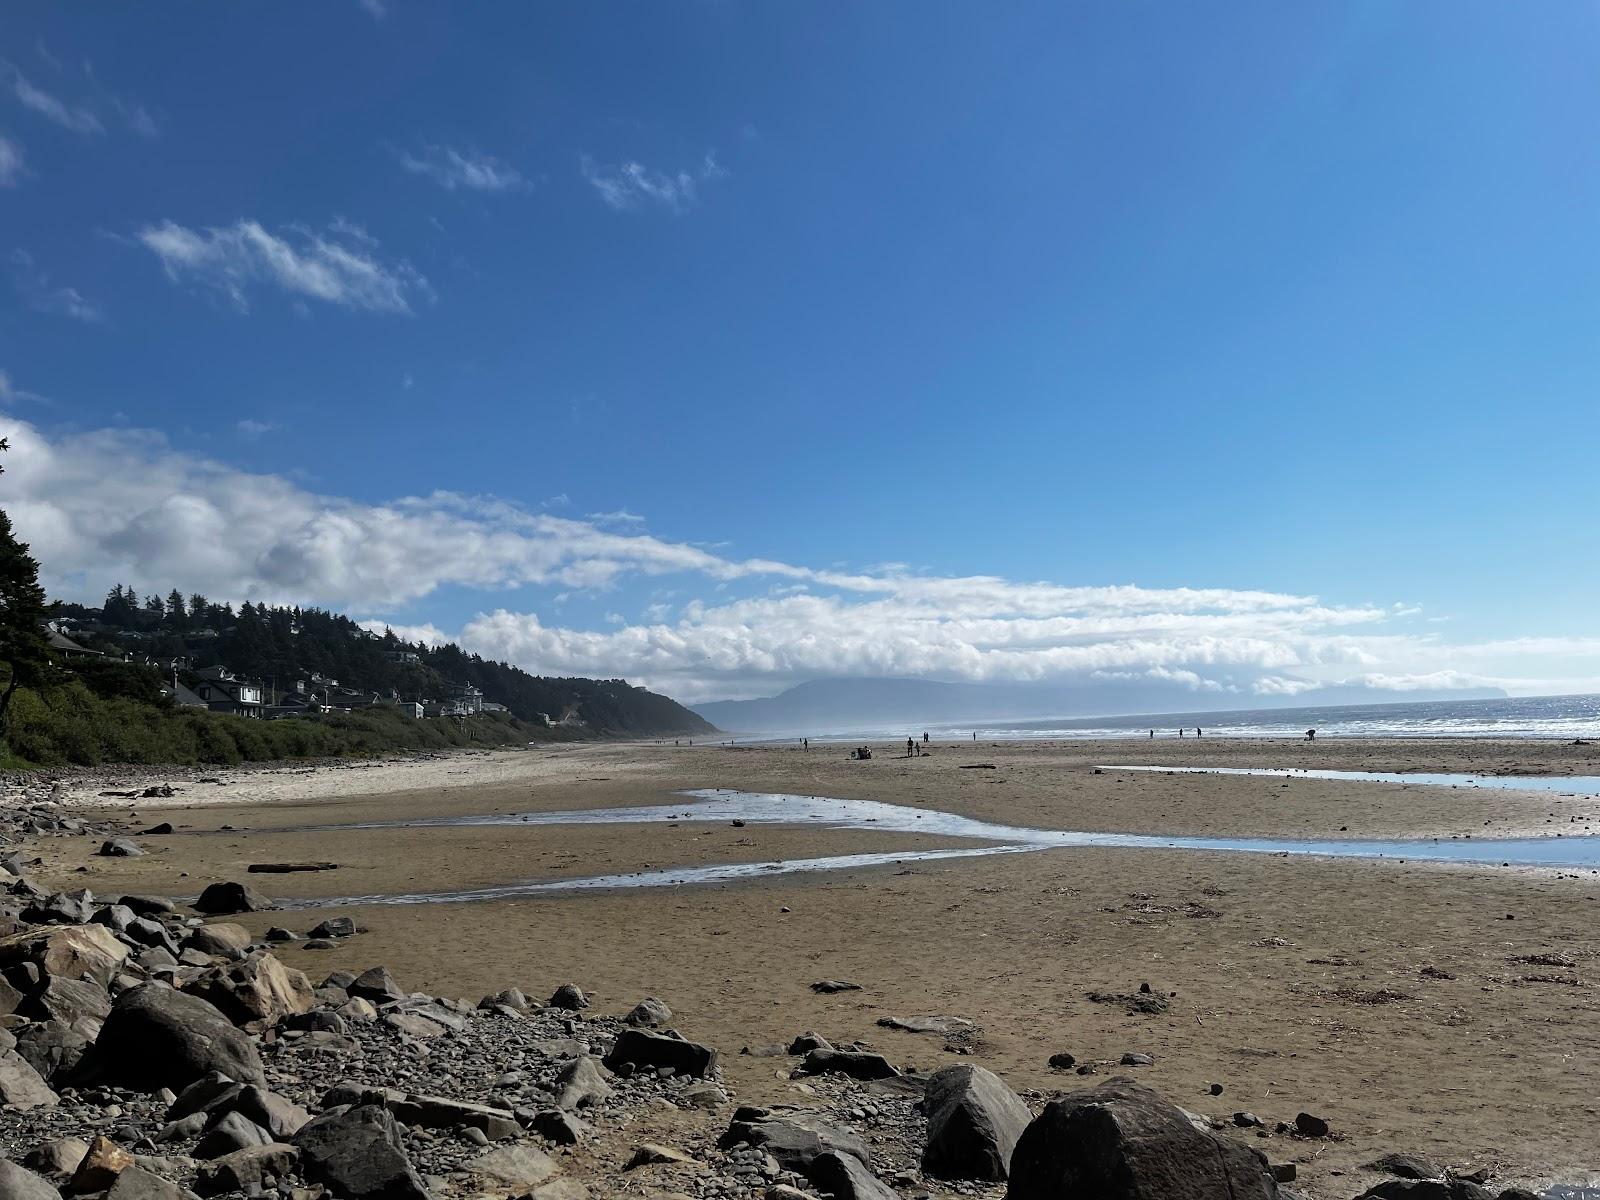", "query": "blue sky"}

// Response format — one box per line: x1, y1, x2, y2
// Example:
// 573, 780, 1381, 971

2, 3, 1598, 703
